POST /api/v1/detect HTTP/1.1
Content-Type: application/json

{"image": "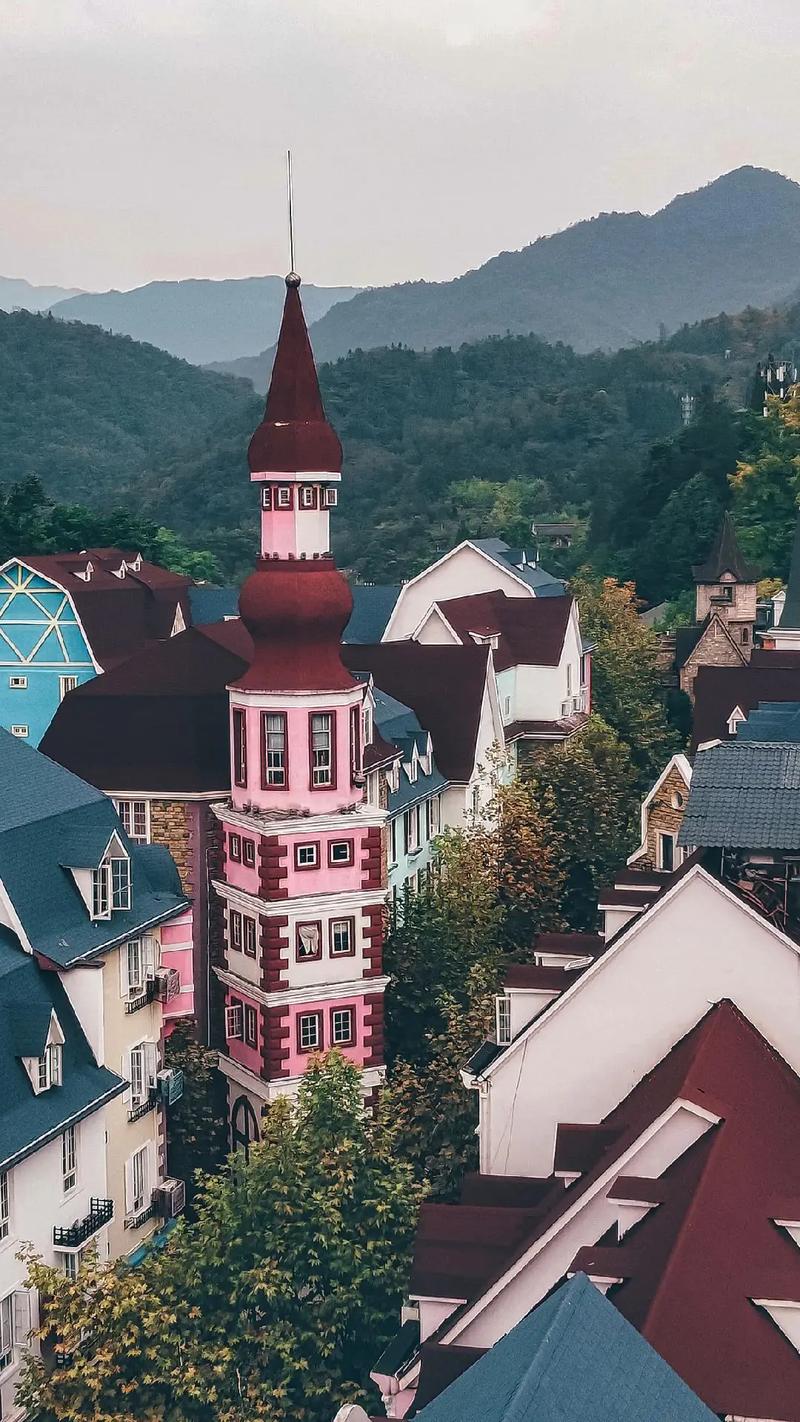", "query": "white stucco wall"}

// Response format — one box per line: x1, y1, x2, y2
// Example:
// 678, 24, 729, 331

477, 868, 800, 1178
384, 546, 532, 643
